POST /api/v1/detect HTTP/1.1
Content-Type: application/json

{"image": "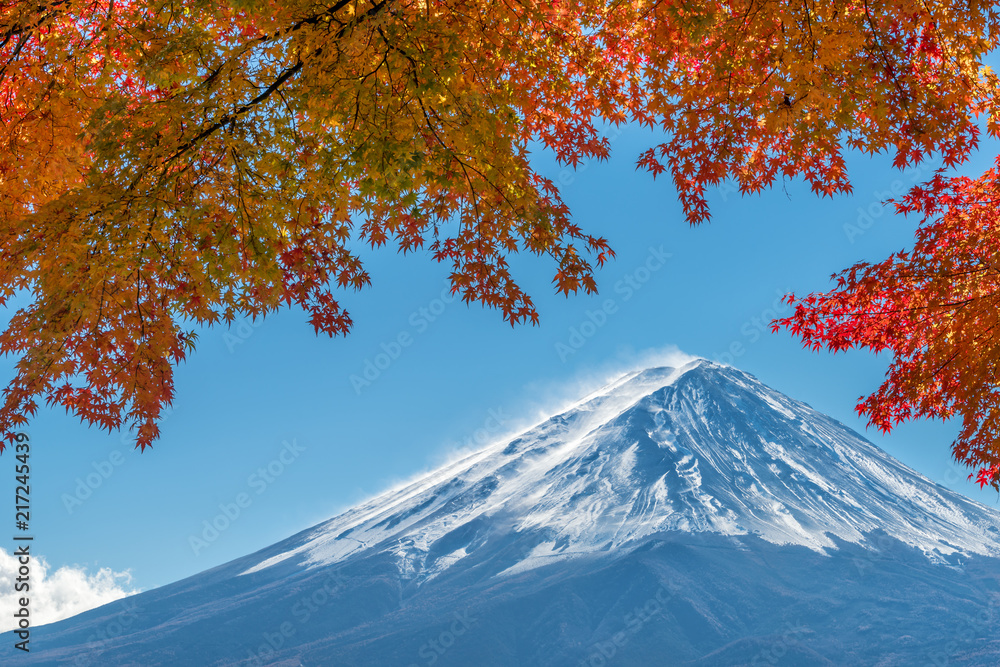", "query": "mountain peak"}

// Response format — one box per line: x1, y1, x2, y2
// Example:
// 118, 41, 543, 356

239, 362, 1000, 582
